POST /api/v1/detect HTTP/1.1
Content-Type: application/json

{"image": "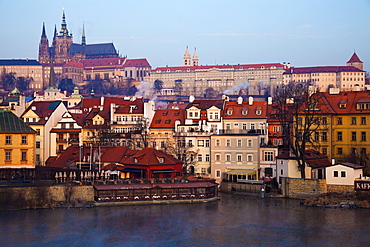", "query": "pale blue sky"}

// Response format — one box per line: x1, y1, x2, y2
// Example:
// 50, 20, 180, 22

1, 0, 369, 72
